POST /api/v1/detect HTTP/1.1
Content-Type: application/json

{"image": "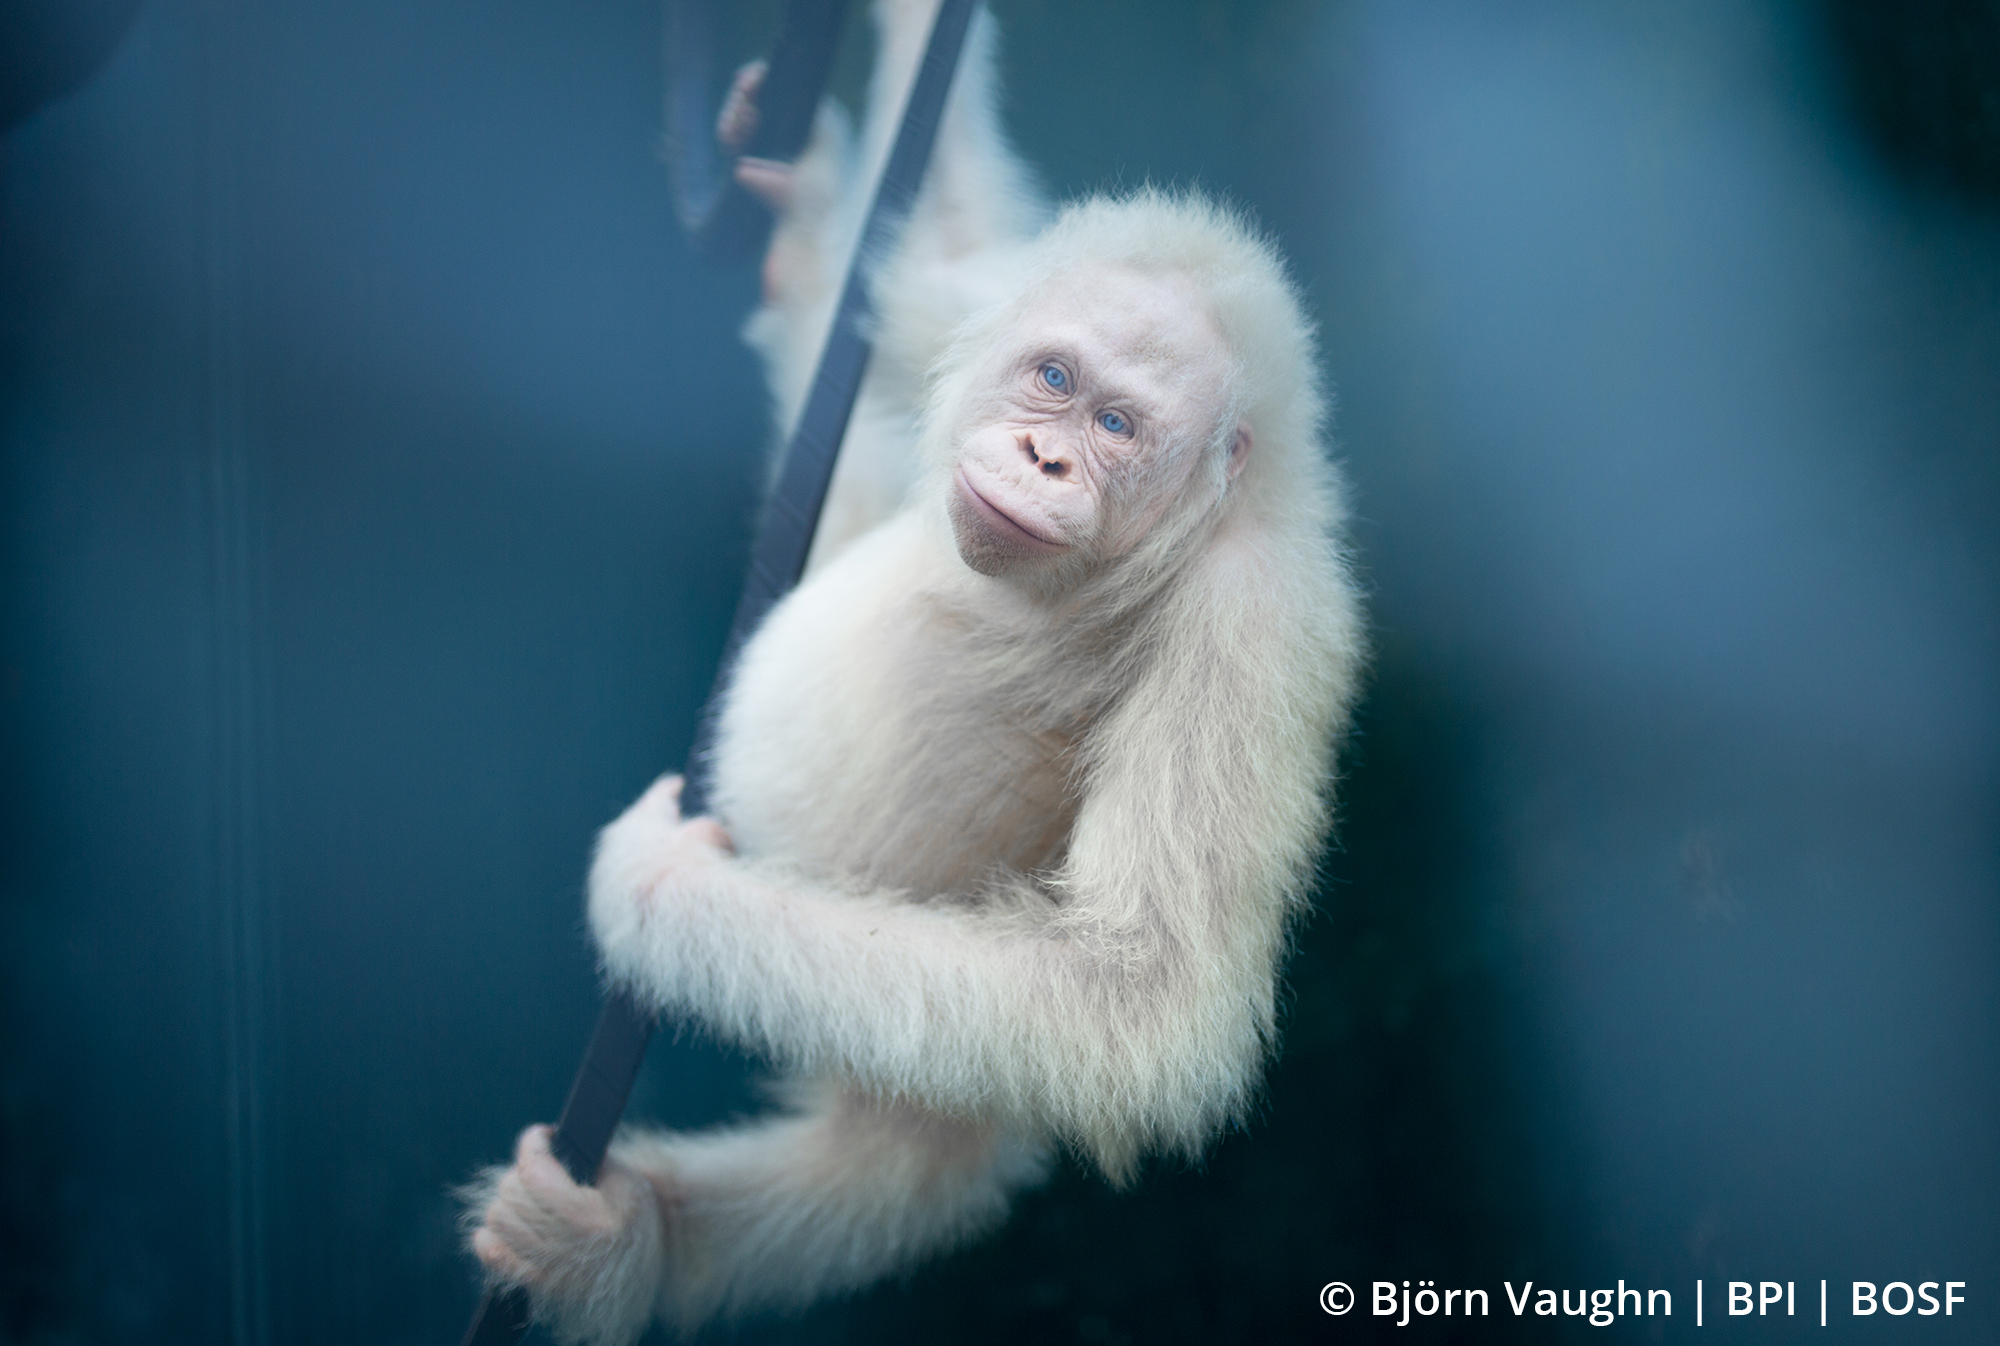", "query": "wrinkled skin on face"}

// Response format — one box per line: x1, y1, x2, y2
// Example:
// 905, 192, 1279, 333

946, 266, 1249, 584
